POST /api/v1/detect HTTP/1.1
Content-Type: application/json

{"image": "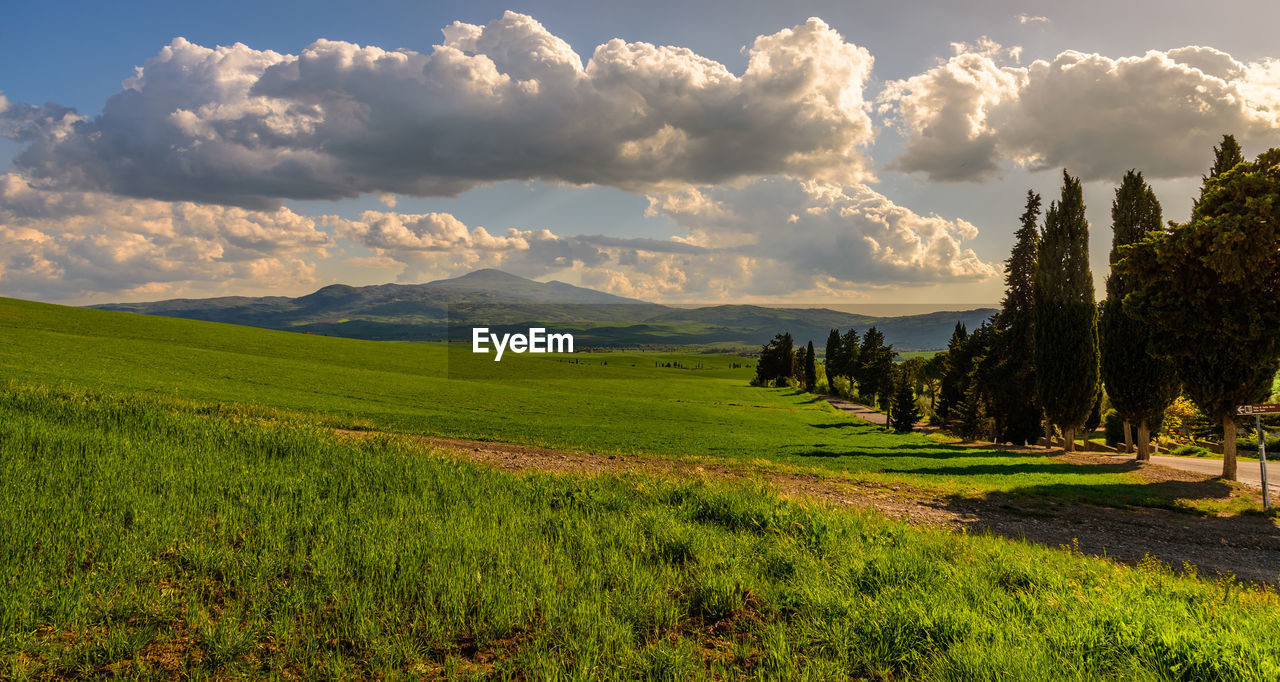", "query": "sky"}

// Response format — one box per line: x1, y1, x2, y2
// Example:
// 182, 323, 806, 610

2, 0, 1279, 307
